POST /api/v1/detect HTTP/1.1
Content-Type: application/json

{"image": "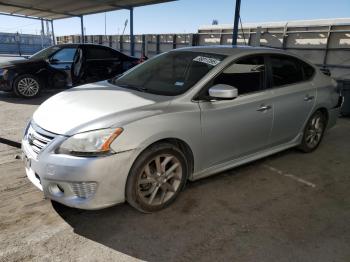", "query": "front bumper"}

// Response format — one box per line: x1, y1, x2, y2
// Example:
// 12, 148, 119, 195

0, 74, 11, 91
22, 137, 135, 210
